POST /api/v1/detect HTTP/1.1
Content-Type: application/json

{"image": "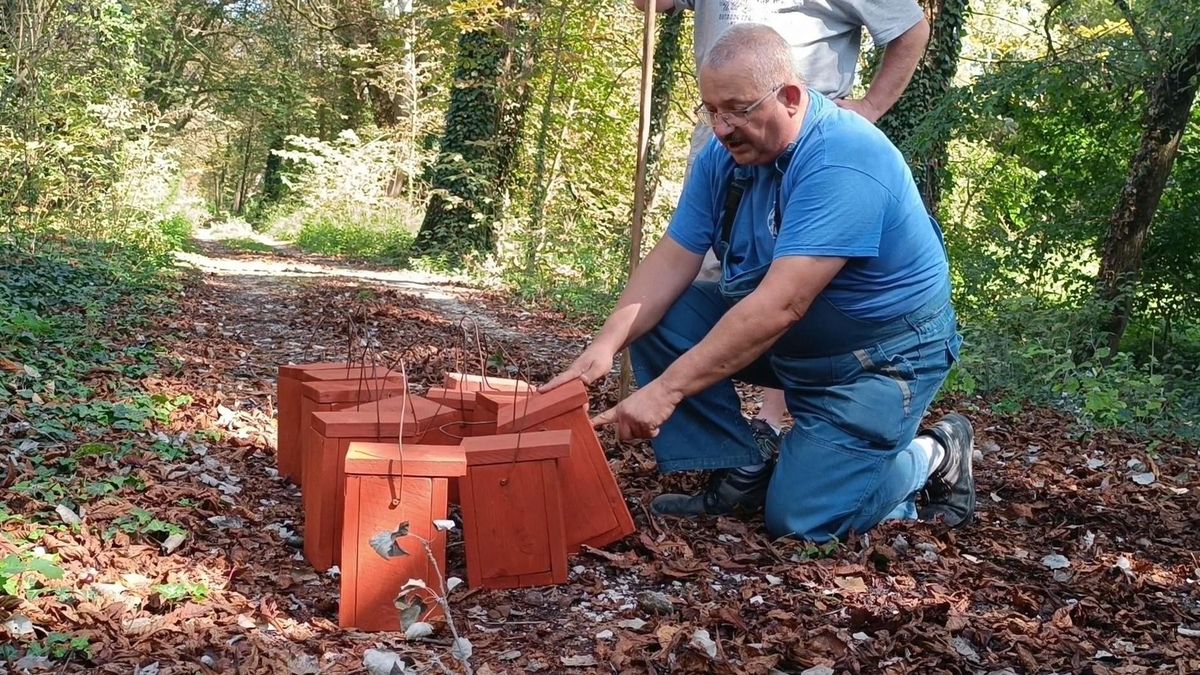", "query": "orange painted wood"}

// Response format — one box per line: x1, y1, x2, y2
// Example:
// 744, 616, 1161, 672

351, 394, 467, 444
277, 364, 406, 484
315, 396, 463, 442
339, 442, 466, 632
465, 390, 533, 437
278, 361, 348, 376
459, 431, 570, 589
475, 390, 532, 415
443, 372, 532, 392
495, 379, 589, 434
276, 362, 349, 483
345, 441, 469, 477
302, 399, 464, 572
297, 378, 408, 491
300, 377, 407, 404
304, 365, 405, 382
422, 388, 507, 437
423, 387, 480, 411
513, 408, 637, 552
